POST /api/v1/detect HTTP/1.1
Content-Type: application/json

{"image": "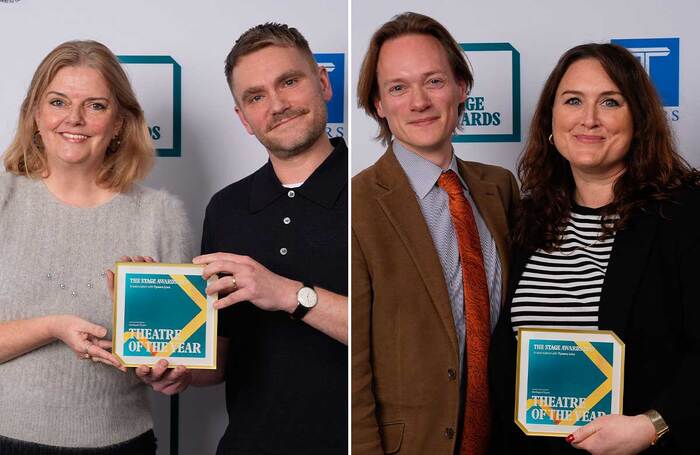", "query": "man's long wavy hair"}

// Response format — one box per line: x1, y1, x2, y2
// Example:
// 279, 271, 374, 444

356, 12, 473, 146
513, 43, 699, 252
